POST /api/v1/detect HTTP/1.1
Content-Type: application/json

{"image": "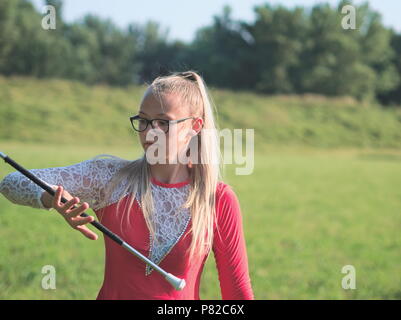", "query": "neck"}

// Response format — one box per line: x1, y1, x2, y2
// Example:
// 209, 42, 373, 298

149, 163, 190, 184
